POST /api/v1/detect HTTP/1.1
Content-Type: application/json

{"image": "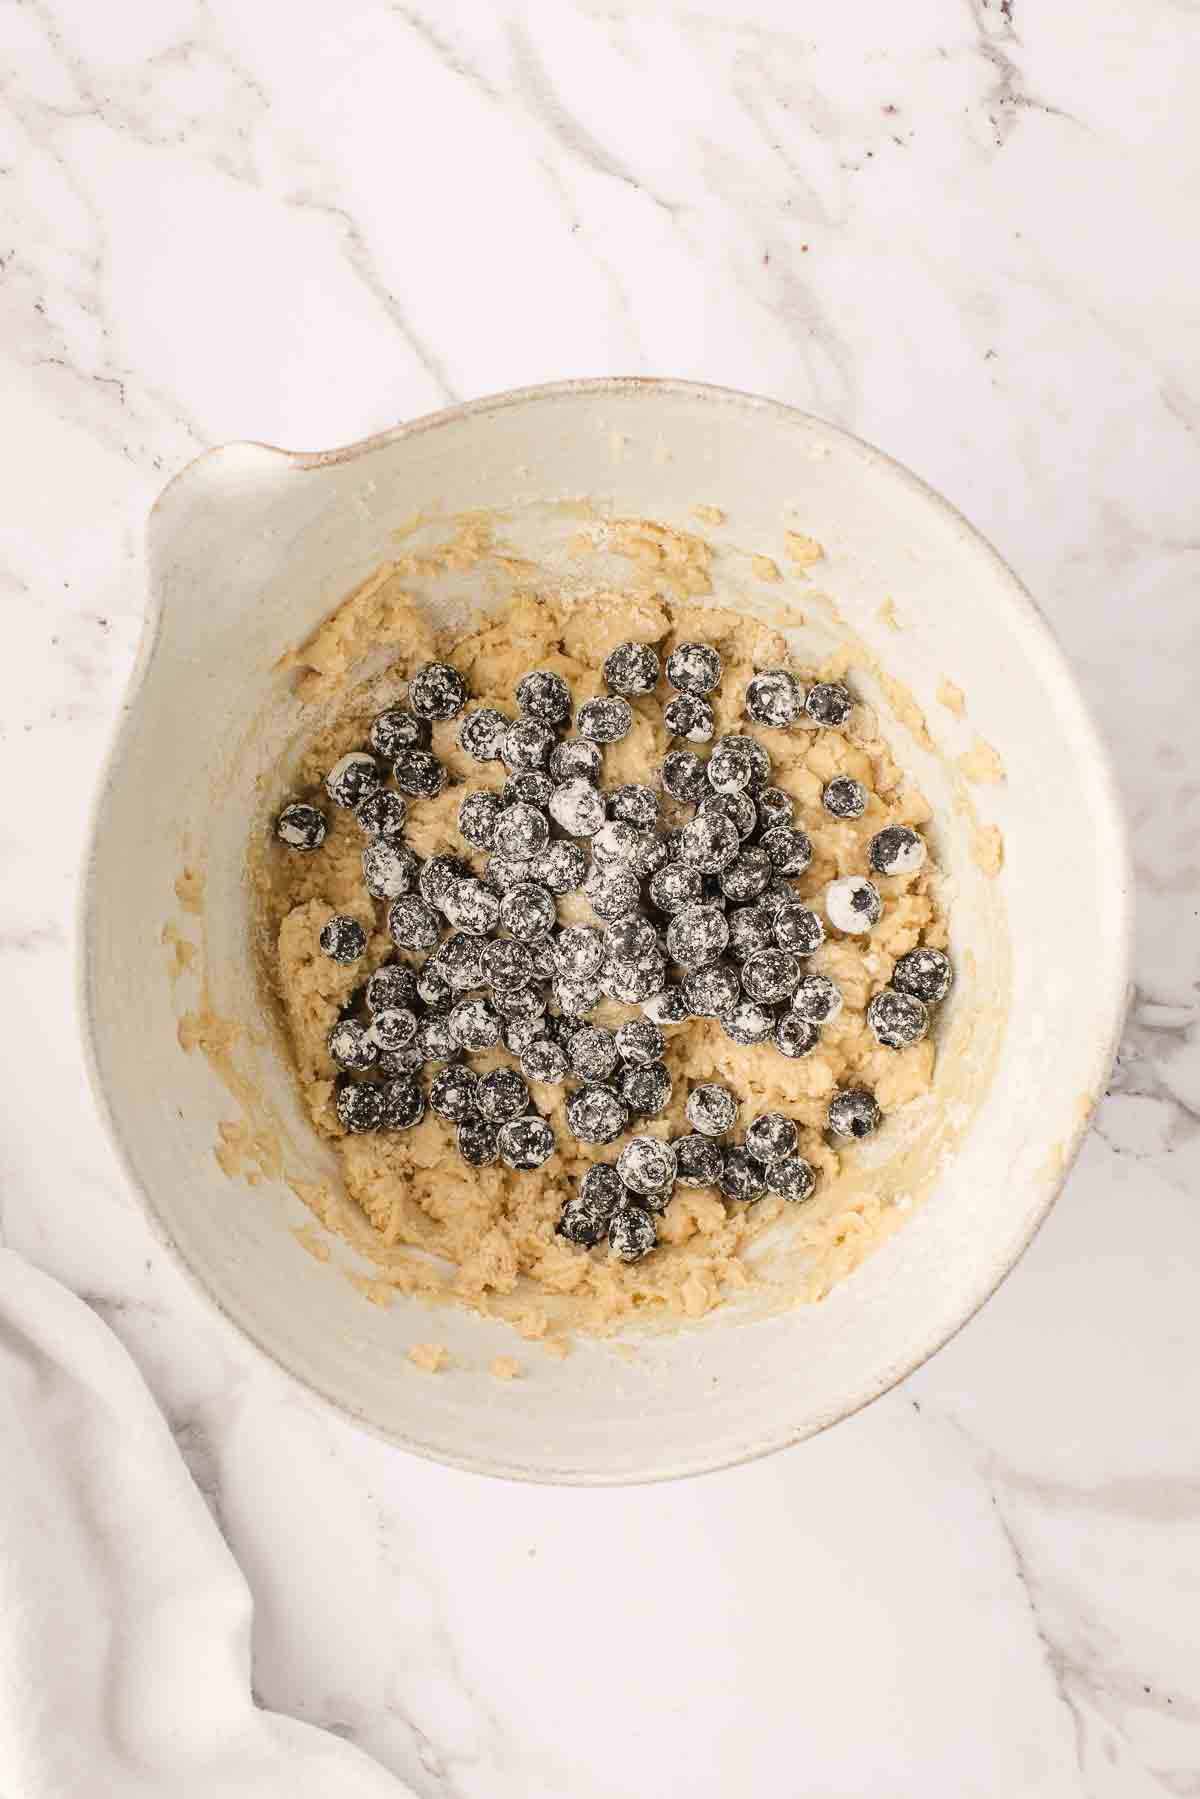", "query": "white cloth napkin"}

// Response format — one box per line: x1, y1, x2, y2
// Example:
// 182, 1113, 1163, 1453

0, 1249, 407, 1799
